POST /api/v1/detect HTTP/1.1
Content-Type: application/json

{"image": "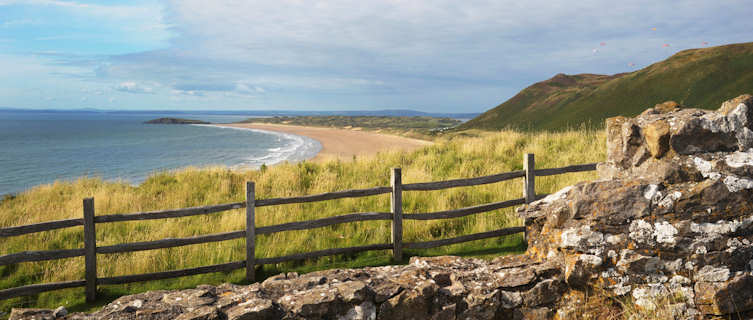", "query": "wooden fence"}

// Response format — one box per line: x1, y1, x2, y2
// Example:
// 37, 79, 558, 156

0, 154, 597, 302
